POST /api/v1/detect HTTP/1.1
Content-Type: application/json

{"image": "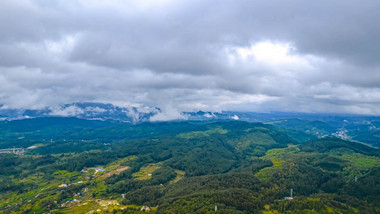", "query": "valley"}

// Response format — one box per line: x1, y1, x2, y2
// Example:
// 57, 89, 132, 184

0, 118, 379, 213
